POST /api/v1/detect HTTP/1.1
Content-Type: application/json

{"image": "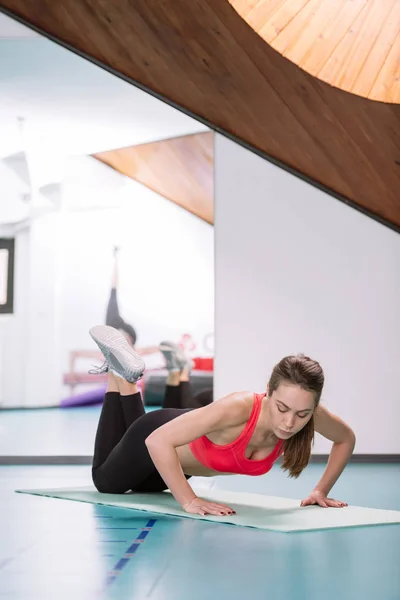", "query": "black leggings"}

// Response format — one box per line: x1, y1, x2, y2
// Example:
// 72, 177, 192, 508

106, 288, 137, 346
92, 383, 210, 494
